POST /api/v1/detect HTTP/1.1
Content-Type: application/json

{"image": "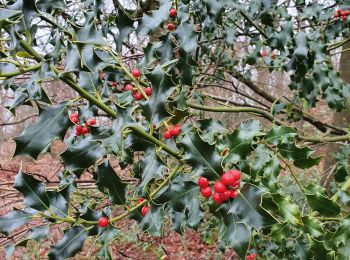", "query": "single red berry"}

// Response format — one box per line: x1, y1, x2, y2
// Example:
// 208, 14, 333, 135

87, 118, 96, 125
141, 206, 149, 216
170, 126, 180, 136
70, 113, 78, 119
214, 181, 227, 193
212, 193, 222, 204
134, 92, 143, 100
342, 15, 347, 21
125, 84, 133, 91
169, 8, 177, 17
229, 189, 239, 199
345, 10, 350, 16
70, 116, 79, 124
229, 169, 241, 181
81, 127, 90, 135
112, 82, 117, 87
168, 23, 175, 31
219, 191, 230, 202
260, 50, 267, 57
201, 187, 212, 198
164, 130, 172, 139
246, 255, 252, 260
198, 177, 209, 188
251, 253, 257, 258
75, 125, 83, 134
221, 172, 236, 186
98, 217, 109, 227
145, 87, 152, 96
138, 198, 145, 204
338, 9, 342, 13
132, 69, 141, 78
